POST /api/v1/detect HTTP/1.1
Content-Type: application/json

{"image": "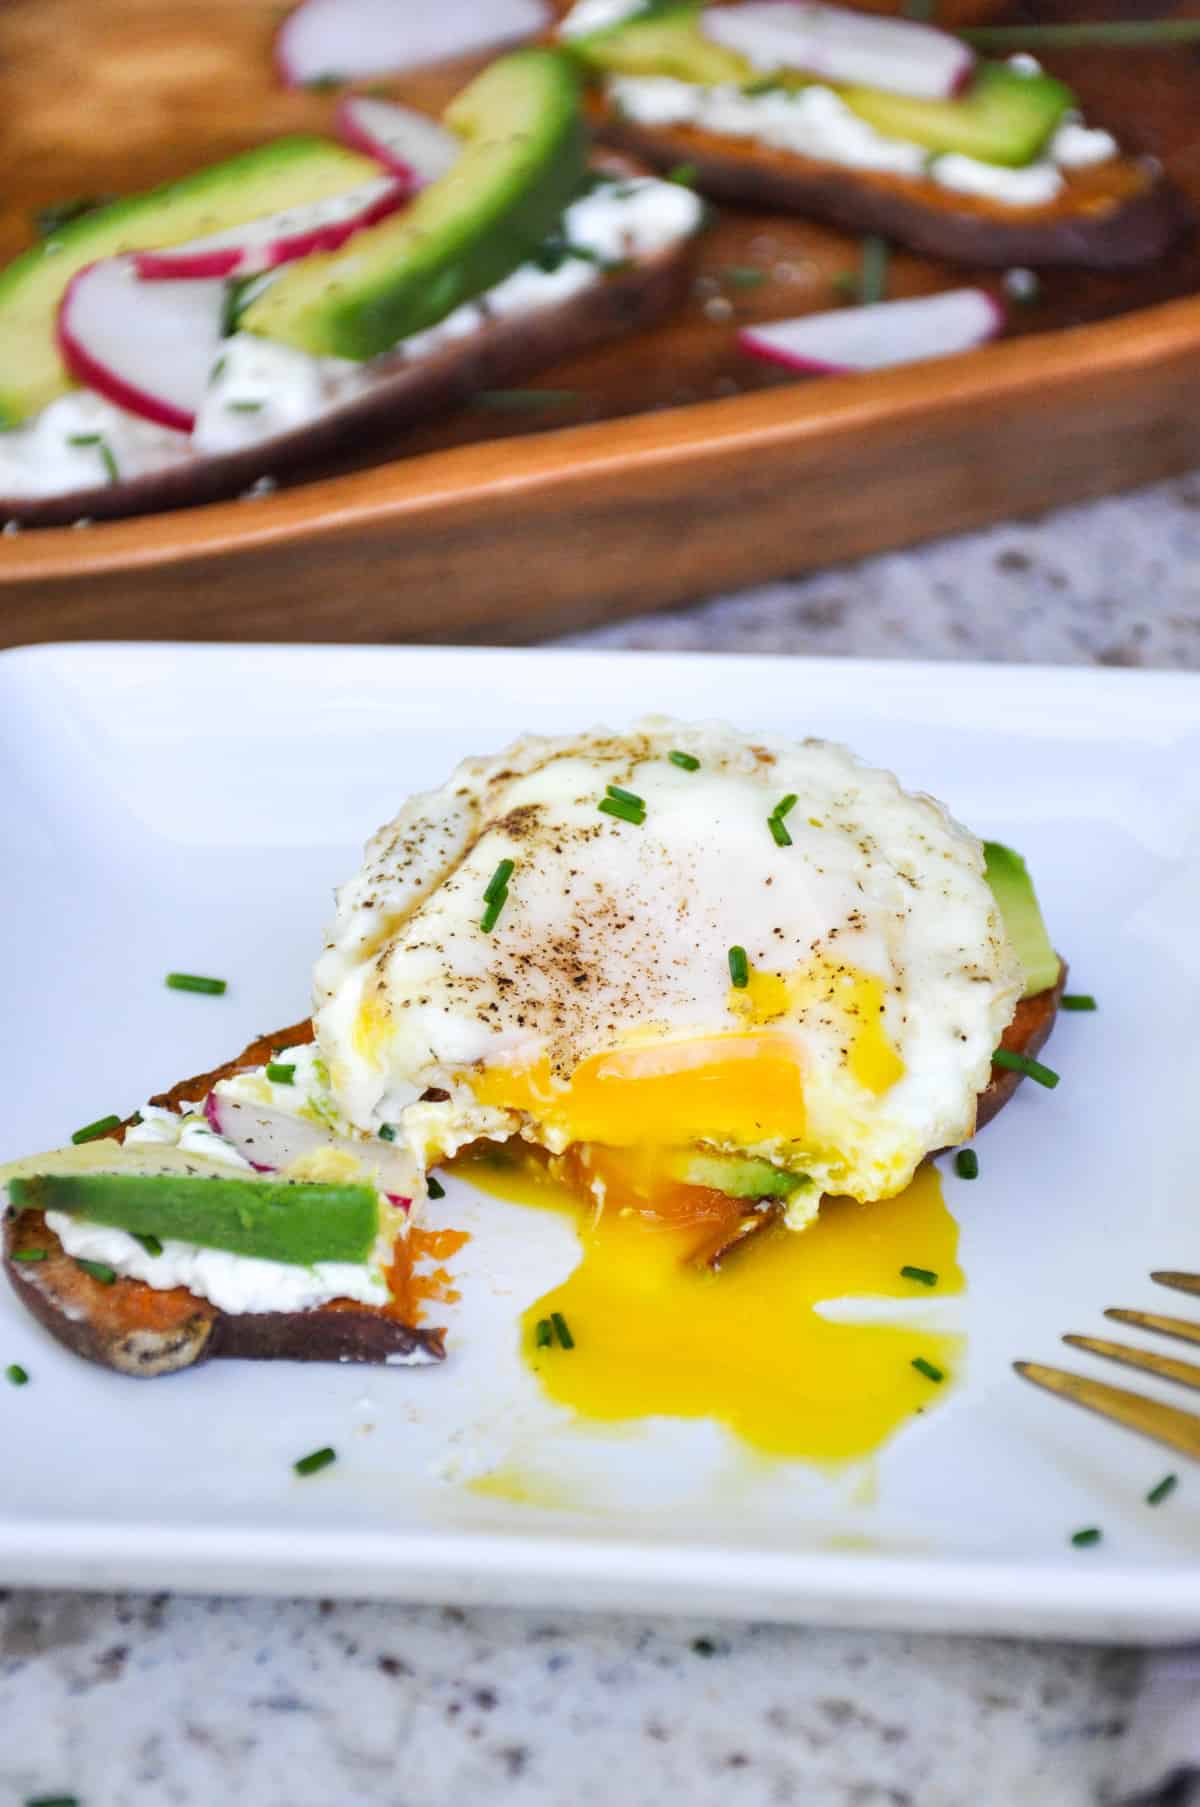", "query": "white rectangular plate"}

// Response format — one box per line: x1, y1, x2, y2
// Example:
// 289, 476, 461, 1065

3, 641, 1200, 1641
